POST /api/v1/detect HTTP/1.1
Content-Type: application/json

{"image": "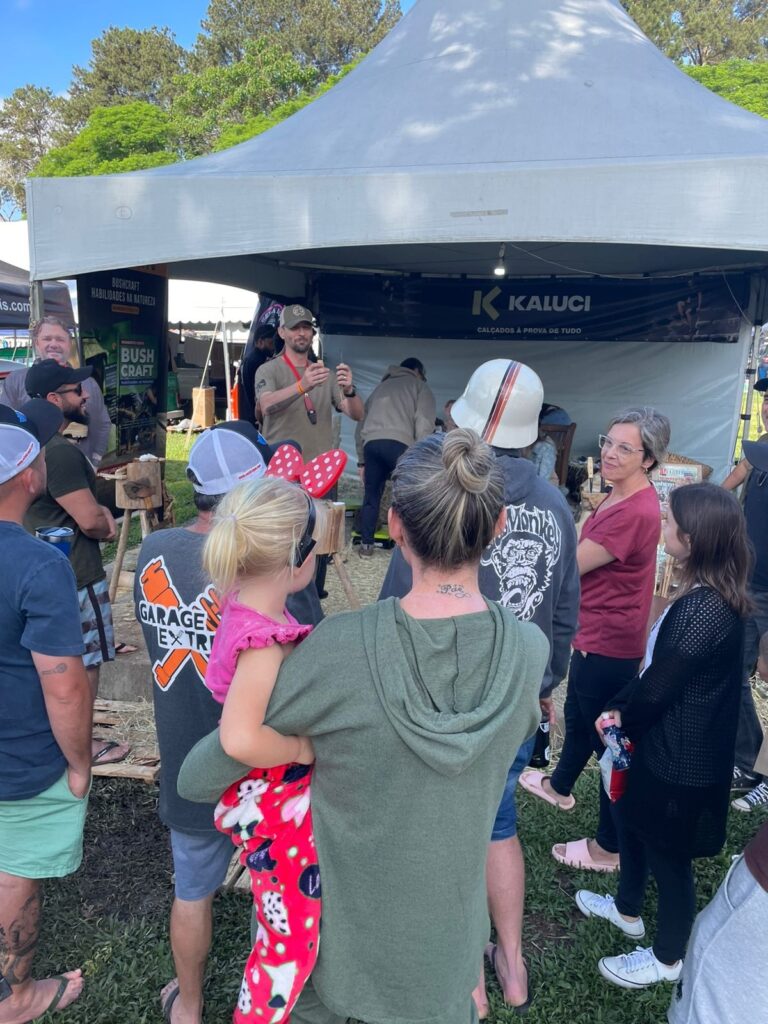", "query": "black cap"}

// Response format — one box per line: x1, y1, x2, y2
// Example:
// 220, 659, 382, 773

25, 359, 93, 399
743, 440, 768, 473
754, 377, 768, 394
